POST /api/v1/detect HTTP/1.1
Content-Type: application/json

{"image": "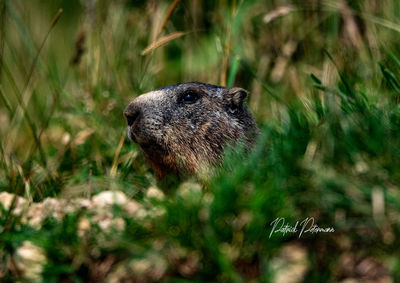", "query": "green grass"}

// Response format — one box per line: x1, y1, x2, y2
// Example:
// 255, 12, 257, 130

1, 0, 400, 281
